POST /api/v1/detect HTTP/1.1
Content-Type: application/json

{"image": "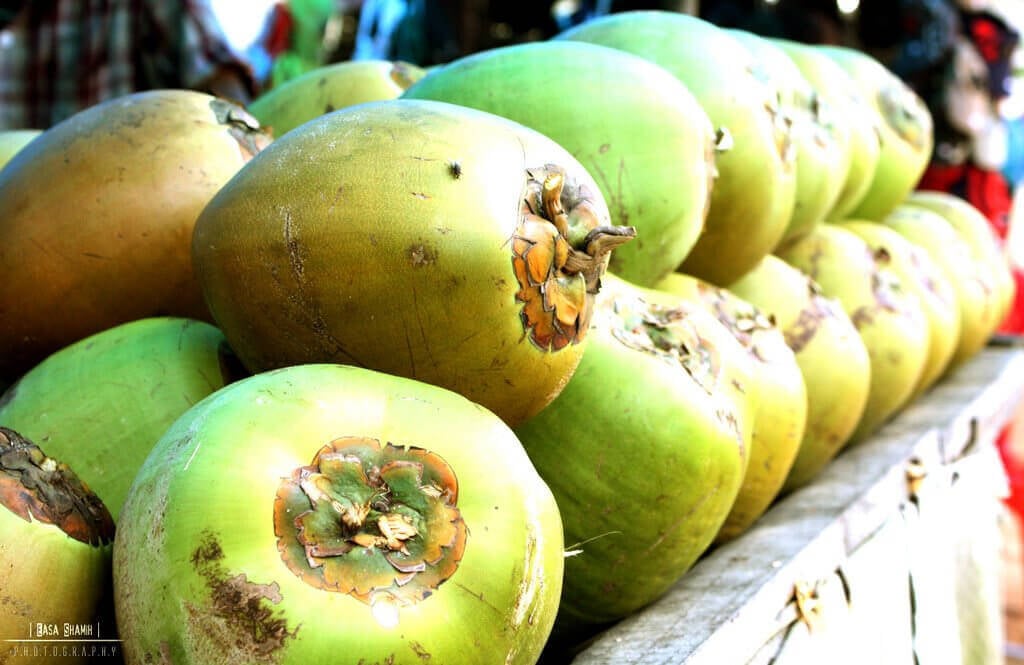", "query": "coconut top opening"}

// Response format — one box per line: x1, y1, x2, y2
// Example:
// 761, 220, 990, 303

0, 427, 114, 546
